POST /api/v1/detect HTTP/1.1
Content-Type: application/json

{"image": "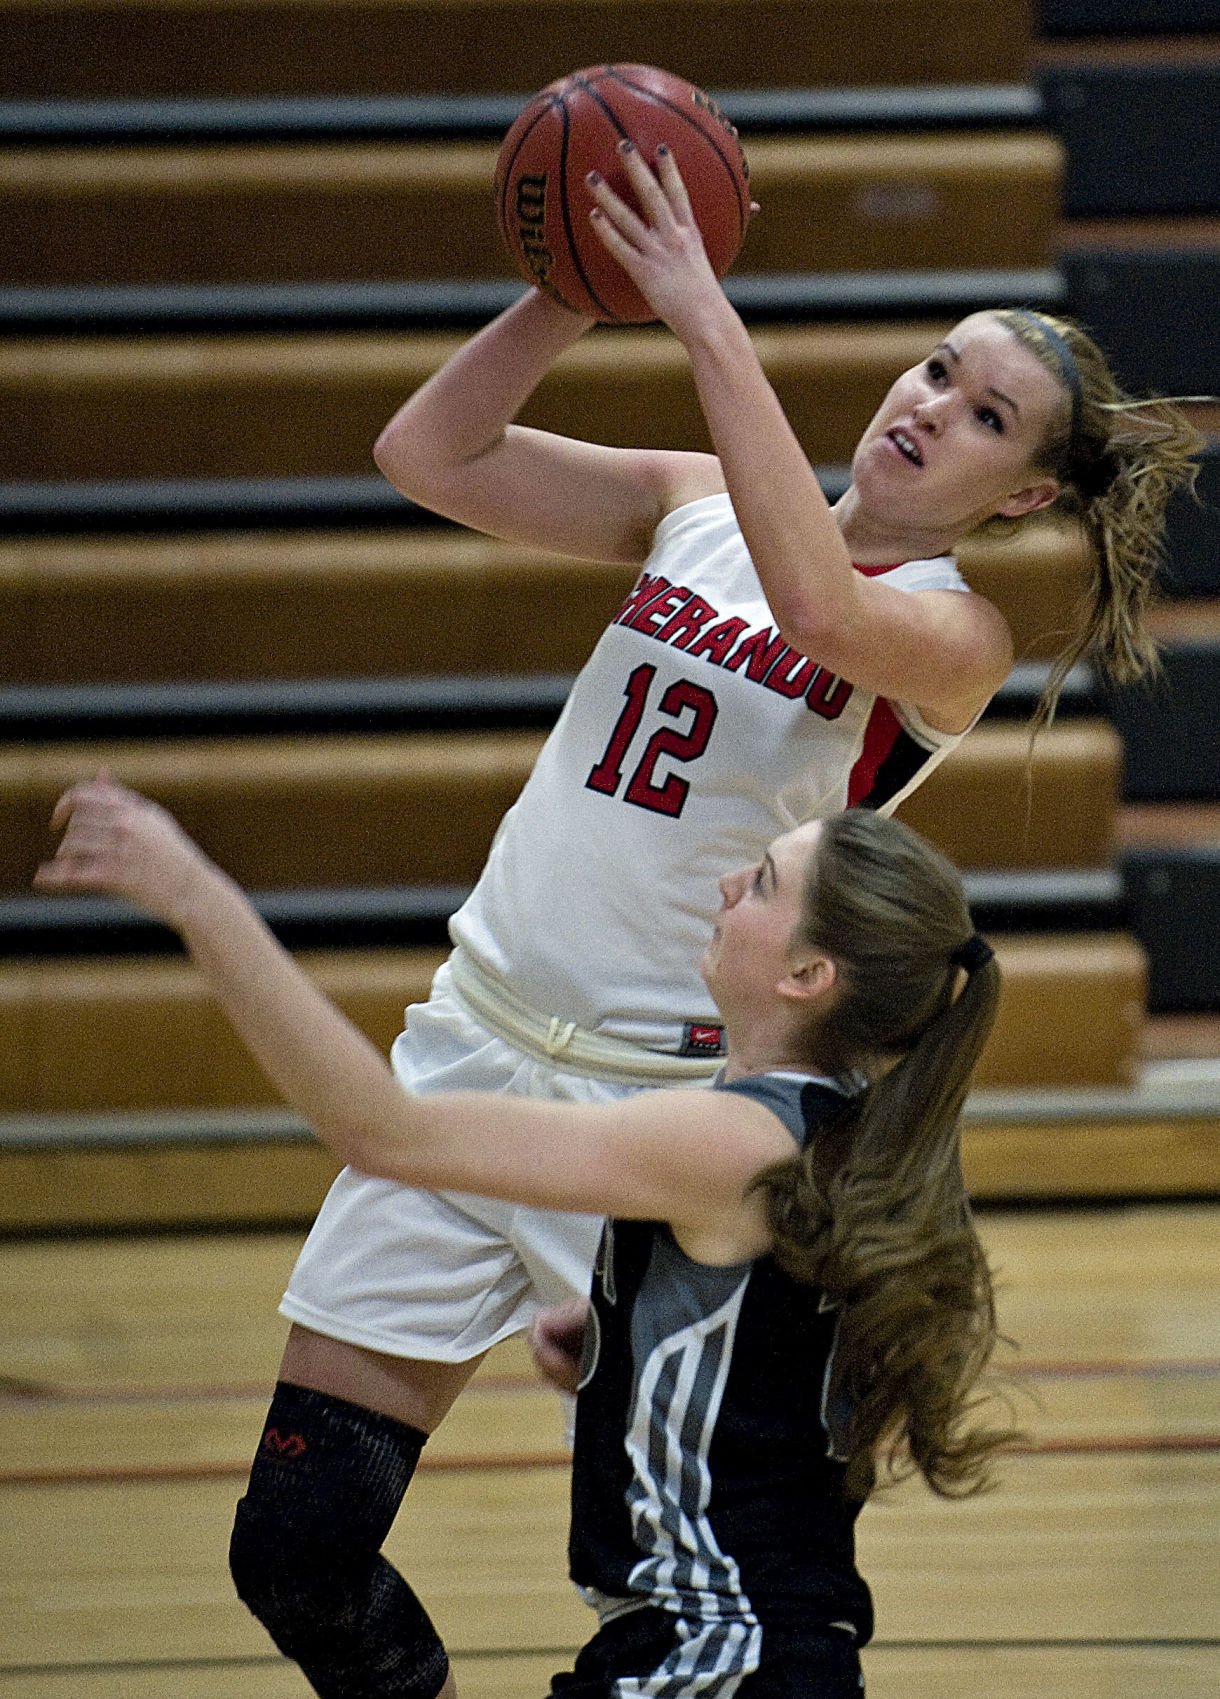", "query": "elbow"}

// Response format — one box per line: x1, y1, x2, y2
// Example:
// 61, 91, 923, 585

373, 411, 431, 500
774, 577, 867, 669
373, 407, 489, 515
371, 419, 397, 473
777, 601, 840, 666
